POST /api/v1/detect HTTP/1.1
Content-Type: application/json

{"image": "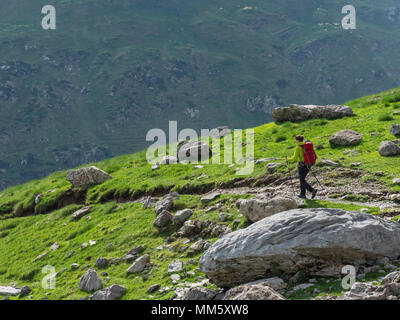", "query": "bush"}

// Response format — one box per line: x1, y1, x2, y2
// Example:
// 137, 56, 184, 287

378, 113, 394, 121
275, 135, 287, 143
